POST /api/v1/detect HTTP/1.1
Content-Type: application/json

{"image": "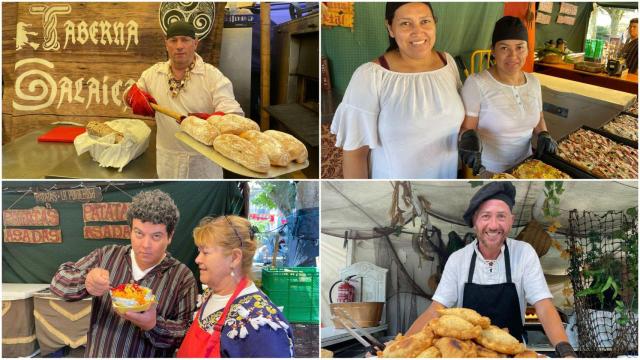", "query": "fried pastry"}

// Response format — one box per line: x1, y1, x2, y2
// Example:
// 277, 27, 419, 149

416, 346, 441, 358
474, 343, 506, 358
380, 325, 435, 358
514, 349, 542, 358
429, 315, 482, 340
437, 308, 491, 329
476, 325, 525, 355
433, 337, 477, 358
